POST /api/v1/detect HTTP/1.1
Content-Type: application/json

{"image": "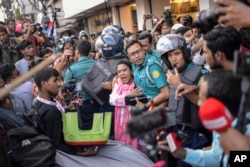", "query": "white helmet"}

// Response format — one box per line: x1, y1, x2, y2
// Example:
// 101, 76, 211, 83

157, 34, 191, 69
